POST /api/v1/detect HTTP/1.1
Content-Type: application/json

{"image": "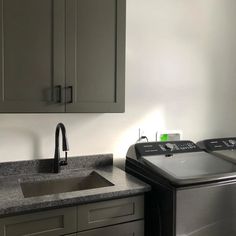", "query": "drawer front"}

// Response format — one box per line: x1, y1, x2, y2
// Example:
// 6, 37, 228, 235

0, 207, 77, 236
77, 220, 144, 236
77, 195, 144, 231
